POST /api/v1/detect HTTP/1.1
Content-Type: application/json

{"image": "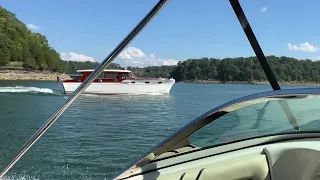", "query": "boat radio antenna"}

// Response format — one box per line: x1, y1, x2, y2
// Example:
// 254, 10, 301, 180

0, 0, 170, 178
229, 0, 280, 90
